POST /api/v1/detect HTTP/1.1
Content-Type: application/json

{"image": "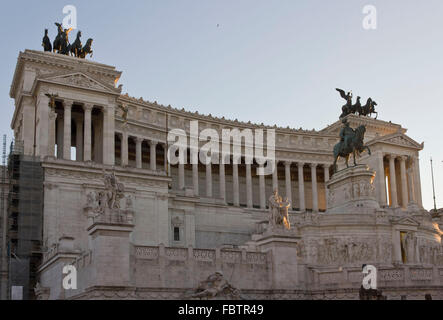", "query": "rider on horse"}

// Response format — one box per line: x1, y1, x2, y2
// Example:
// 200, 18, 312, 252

339, 118, 355, 153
